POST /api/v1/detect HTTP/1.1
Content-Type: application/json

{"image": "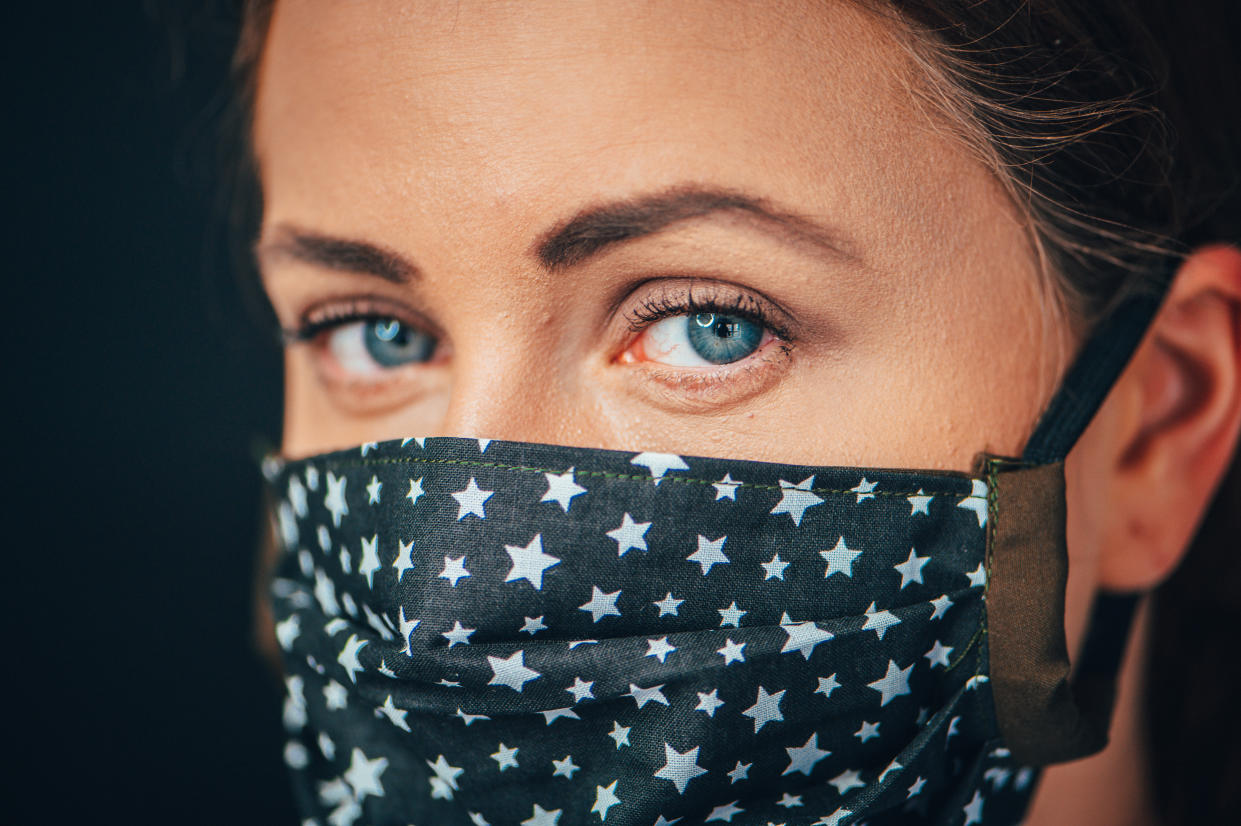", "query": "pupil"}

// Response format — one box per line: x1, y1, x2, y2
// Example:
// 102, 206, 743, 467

684, 311, 763, 365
